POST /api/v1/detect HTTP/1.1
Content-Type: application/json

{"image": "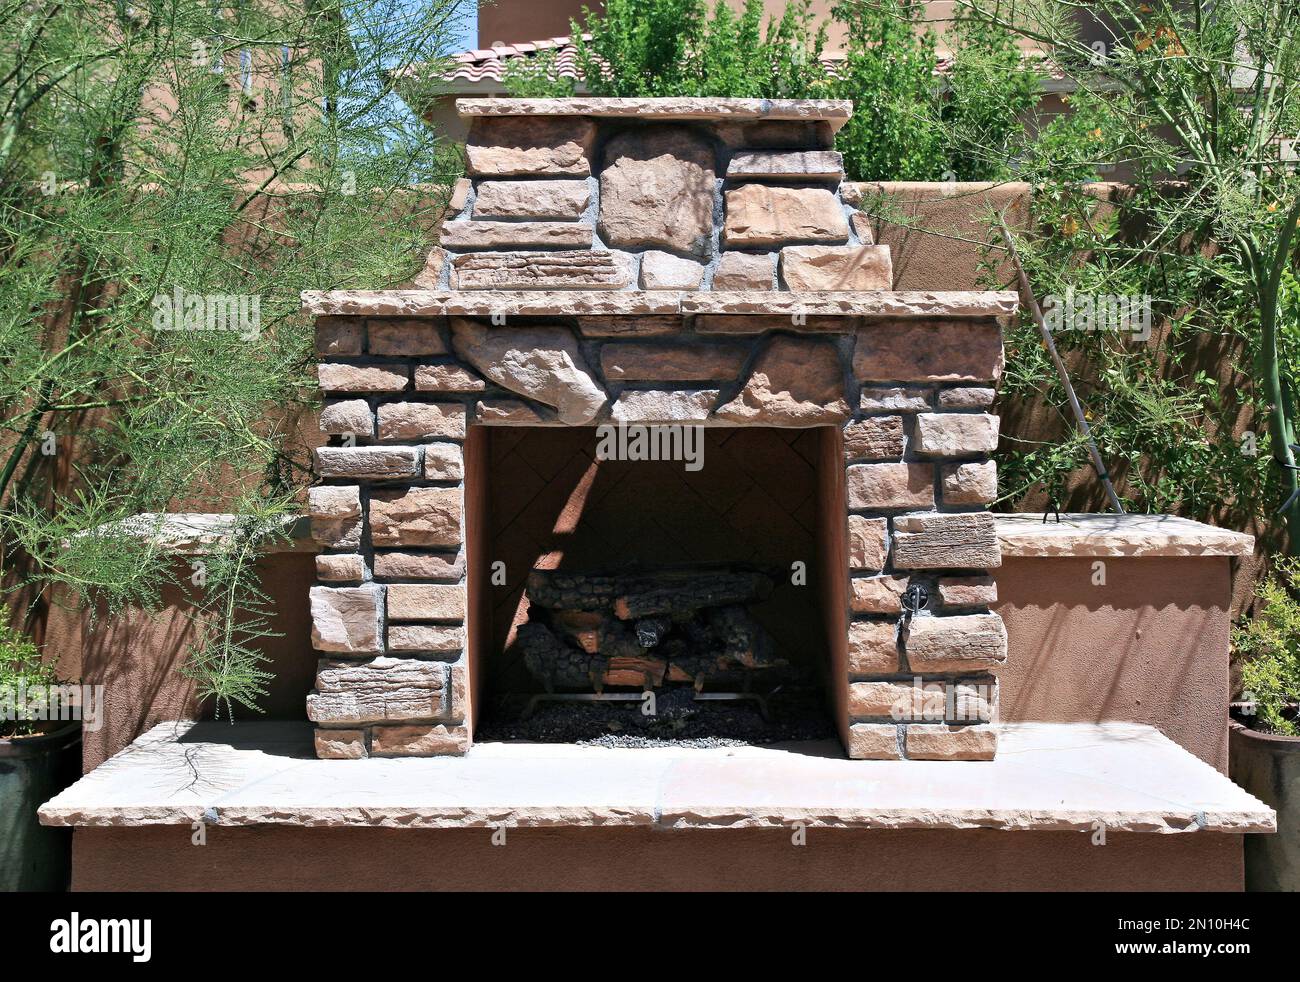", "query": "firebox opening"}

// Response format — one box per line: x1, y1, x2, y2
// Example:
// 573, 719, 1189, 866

467, 425, 845, 748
